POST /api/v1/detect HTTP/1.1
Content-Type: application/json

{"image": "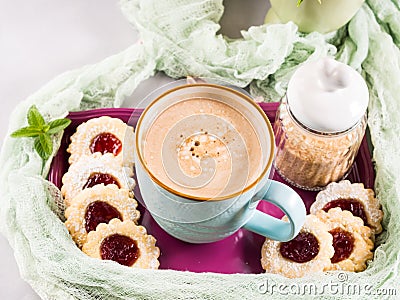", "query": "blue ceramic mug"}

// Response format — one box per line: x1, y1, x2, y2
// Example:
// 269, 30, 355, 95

134, 83, 306, 243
